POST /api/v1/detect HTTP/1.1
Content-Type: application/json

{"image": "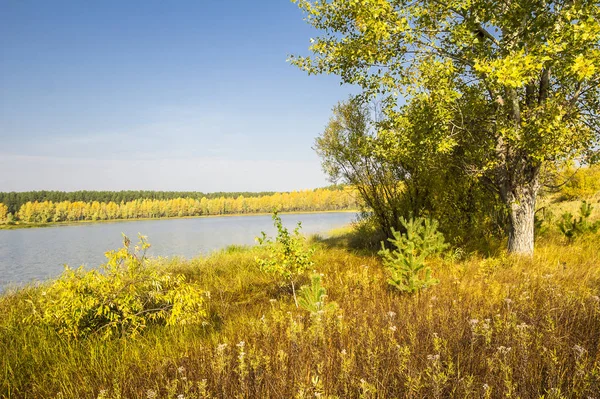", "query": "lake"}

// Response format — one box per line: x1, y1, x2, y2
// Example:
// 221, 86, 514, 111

0, 212, 356, 291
